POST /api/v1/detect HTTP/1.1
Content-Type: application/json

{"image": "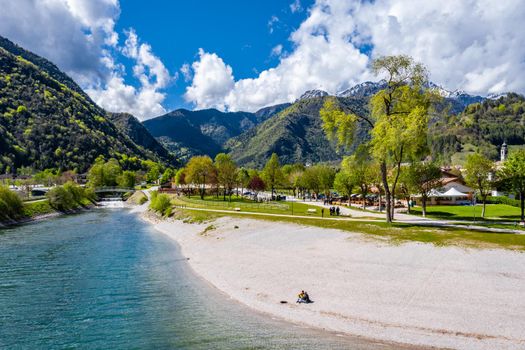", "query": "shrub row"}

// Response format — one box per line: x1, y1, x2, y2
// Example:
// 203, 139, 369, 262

479, 195, 521, 208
